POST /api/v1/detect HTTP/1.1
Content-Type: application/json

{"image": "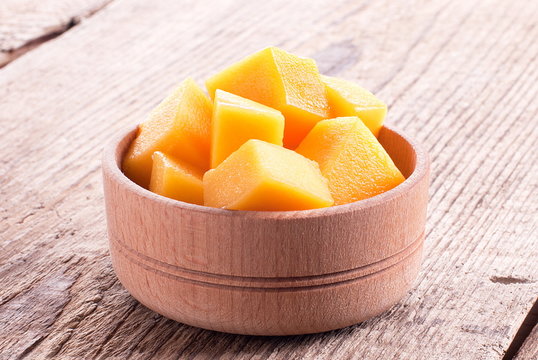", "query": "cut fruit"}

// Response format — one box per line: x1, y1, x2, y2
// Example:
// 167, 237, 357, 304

211, 90, 285, 168
149, 152, 204, 205
122, 78, 212, 188
206, 47, 330, 149
203, 139, 333, 211
296, 117, 404, 205
322, 75, 386, 137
